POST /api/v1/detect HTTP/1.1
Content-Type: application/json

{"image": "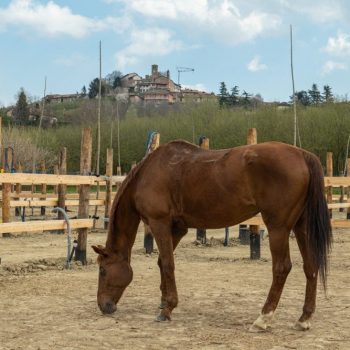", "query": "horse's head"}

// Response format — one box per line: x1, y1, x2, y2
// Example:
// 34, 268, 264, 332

92, 245, 133, 315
